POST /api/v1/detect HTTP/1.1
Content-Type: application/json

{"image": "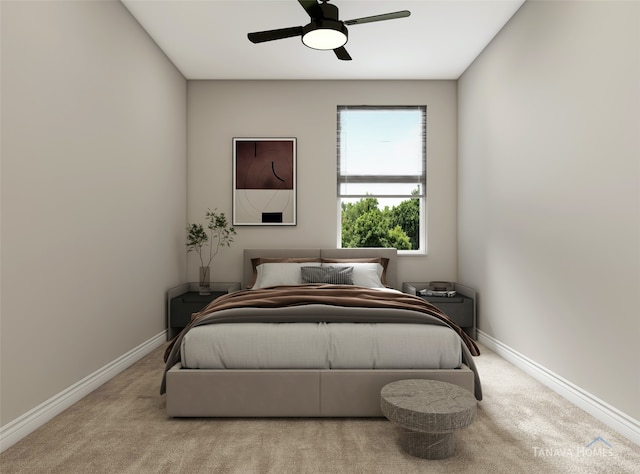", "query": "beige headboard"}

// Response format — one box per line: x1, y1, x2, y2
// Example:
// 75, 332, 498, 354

243, 248, 398, 290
